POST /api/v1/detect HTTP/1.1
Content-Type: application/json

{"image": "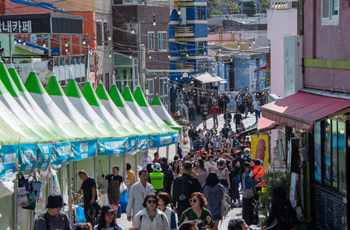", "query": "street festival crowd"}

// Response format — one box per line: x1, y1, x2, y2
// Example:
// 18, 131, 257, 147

34, 92, 297, 230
